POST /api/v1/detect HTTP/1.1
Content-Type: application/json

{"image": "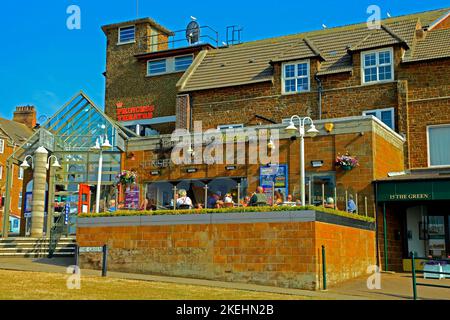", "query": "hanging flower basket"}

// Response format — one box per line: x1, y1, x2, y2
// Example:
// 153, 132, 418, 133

335, 152, 359, 171
116, 170, 137, 187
